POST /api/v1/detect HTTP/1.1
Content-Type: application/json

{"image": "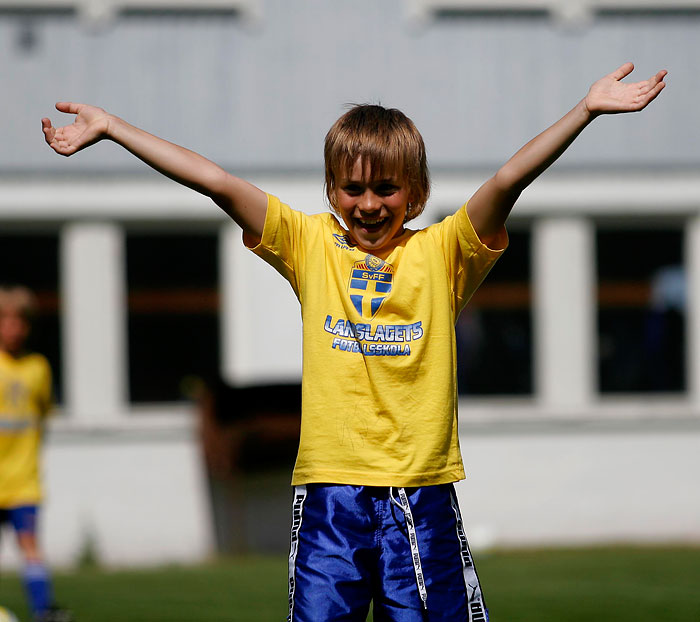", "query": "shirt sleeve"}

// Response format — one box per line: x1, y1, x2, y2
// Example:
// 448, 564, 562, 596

430, 202, 508, 313
244, 193, 307, 297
